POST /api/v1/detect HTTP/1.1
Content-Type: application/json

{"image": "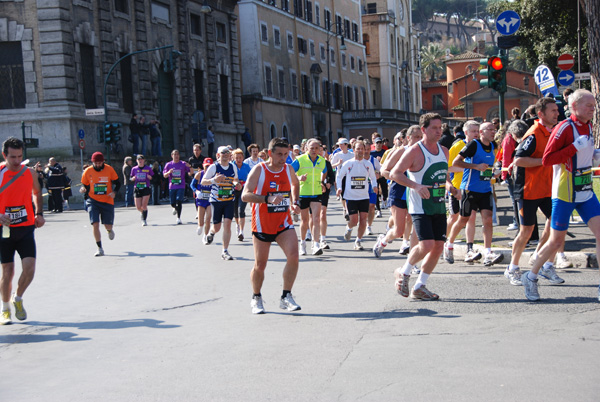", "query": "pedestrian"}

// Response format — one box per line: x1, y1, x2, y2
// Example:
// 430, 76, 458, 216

151, 161, 162, 205
201, 146, 241, 260
80, 152, 120, 256
62, 166, 72, 211
523, 89, 600, 301
390, 113, 459, 300
131, 155, 154, 226
242, 137, 302, 314
244, 144, 264, 169
149, 119, 162, 157
188, 143, 206, 171
0, 137, 45, 325
163, 150, 191, 225
129, 113, 141, 155
241, 127, 252, 157
206, 125, 215, 158
46, 157, 64, 213
139, 116, 150, 155
122, 156, 134, 207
